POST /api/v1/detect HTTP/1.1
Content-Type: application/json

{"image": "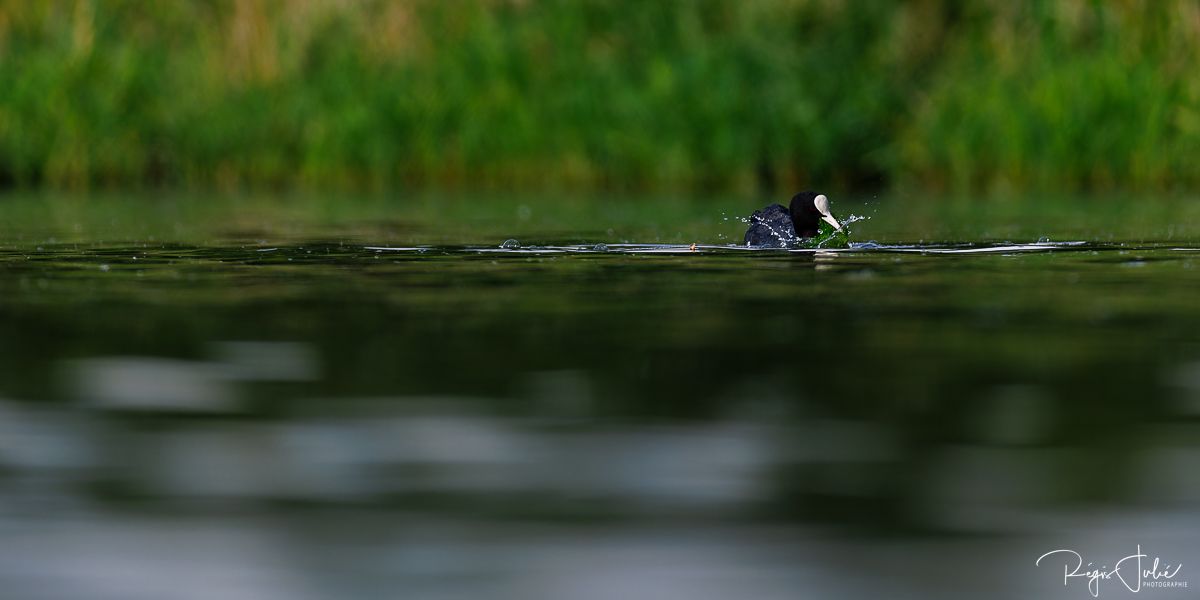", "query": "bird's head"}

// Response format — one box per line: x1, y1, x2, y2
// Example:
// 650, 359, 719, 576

789, 191, 841, 238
